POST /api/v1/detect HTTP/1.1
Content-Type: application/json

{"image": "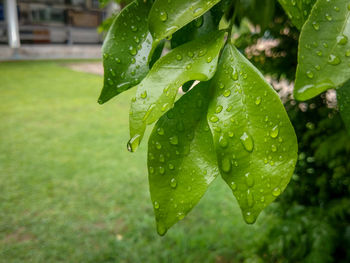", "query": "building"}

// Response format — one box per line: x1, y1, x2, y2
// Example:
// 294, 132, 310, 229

0, 0, 117, 60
